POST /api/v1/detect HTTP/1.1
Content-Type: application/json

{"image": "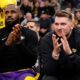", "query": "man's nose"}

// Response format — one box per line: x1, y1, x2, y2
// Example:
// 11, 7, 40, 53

7, 12, 12, 17
57, 24, 62, 29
